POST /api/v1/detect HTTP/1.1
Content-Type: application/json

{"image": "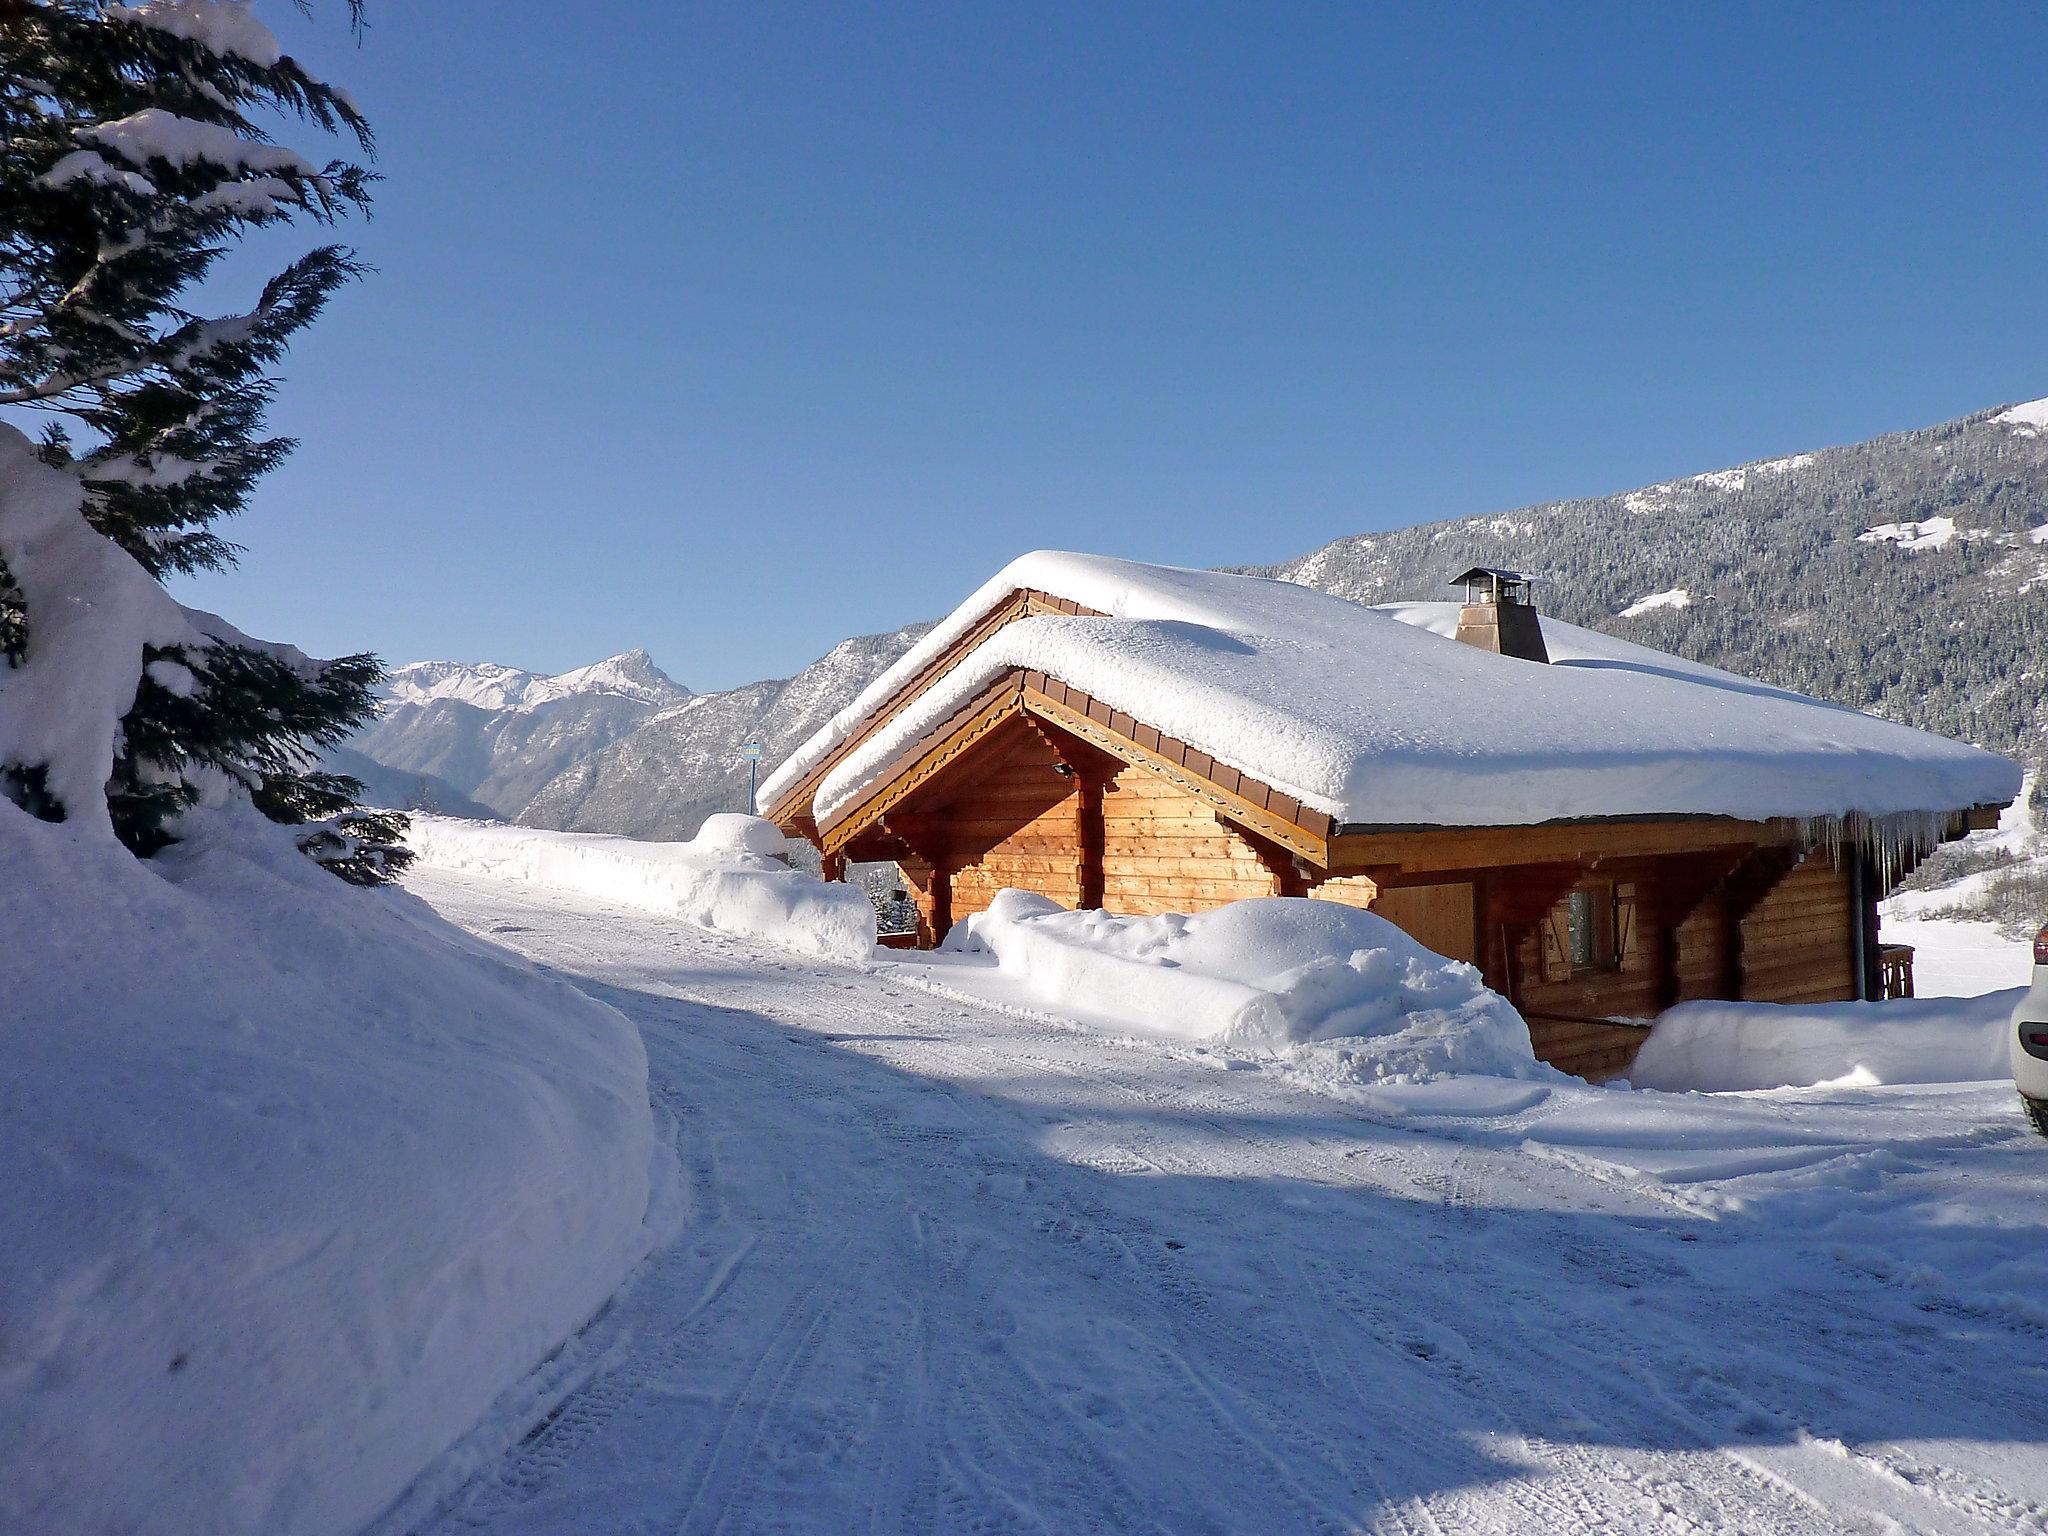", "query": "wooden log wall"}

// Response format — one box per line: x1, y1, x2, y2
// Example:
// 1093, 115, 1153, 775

935, 734, 1085, 926
1098, 764, 1279, 915
1737, 851, 1858, 1004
